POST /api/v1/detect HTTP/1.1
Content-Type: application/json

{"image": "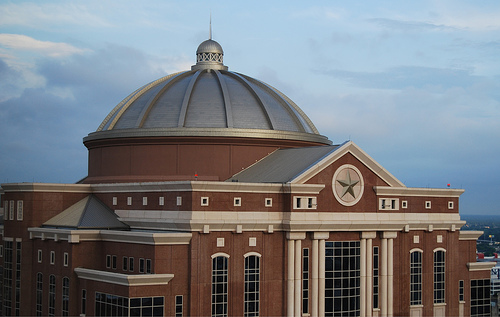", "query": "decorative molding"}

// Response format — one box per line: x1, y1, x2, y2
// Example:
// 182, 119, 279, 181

90, 181, 324, 195
459, 230, 483, 241
467, 262, 496, 271
292, 141, 405, 187
74, 267, 174, 286
373, 186, 464, 198
28, 227, 192, 245
1, 183, 91, 193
